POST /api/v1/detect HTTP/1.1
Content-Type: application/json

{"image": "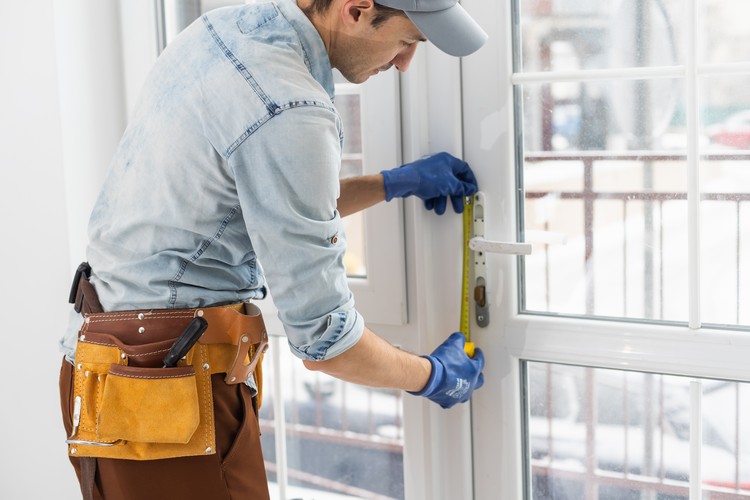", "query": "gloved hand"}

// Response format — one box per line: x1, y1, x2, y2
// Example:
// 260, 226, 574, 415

381, 152, 478, 215
409, 332, 485, 409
